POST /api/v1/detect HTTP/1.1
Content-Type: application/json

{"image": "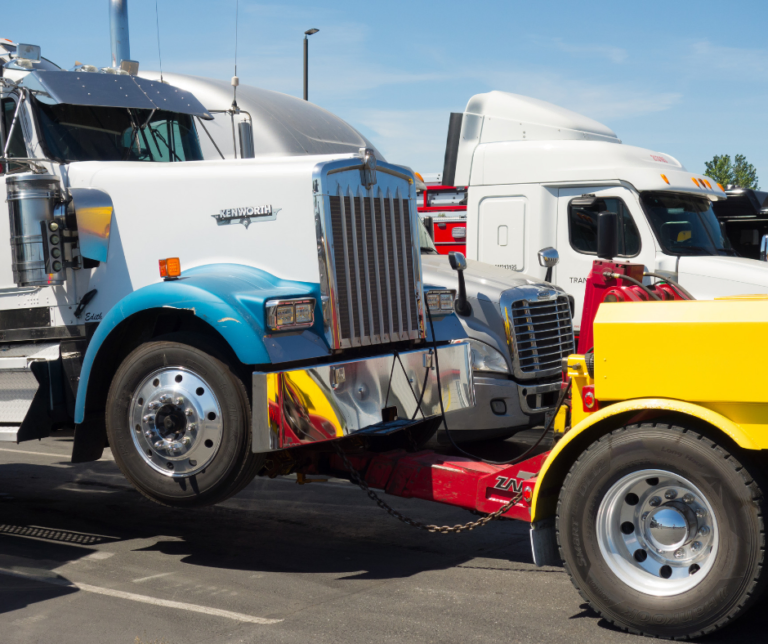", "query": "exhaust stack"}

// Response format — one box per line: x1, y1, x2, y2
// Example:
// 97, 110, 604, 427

109, 0, 131, 68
